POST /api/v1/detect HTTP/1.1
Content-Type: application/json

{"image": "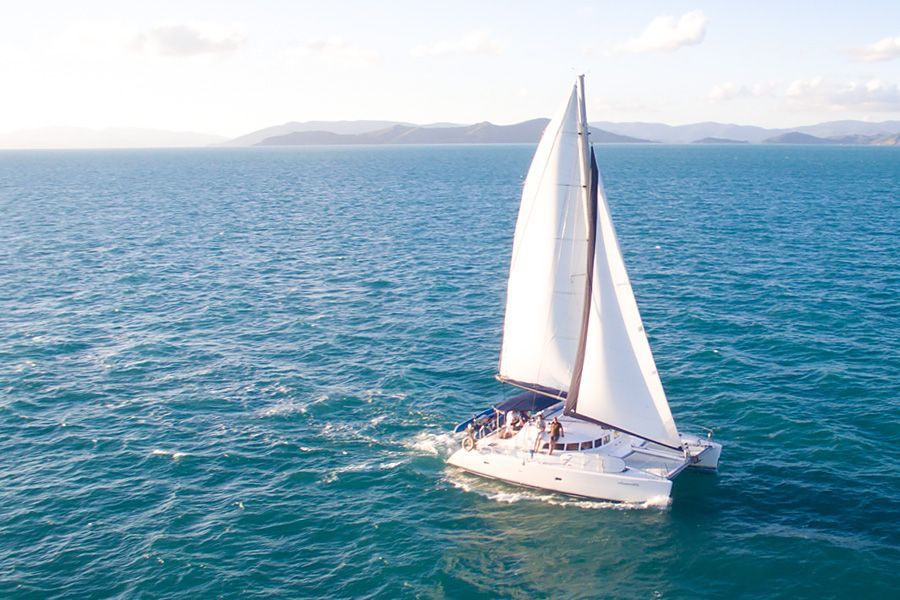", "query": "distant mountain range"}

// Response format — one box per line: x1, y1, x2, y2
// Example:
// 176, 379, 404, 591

0, 127, 226, 149
3, 119, 899, 149
232, 118, 900, 147
255, 119, 651, 146
591, 119, 900, 144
